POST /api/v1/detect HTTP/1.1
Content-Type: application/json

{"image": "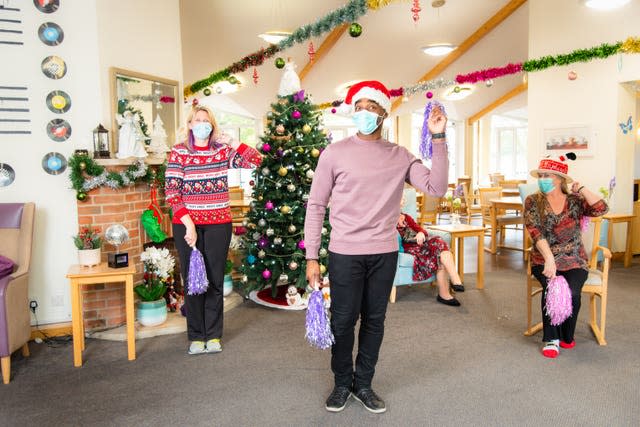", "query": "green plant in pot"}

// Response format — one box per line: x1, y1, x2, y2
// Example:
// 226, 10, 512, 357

135, 246, 175, 326
73, 225, 103, 267
223, 259, 233, 297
